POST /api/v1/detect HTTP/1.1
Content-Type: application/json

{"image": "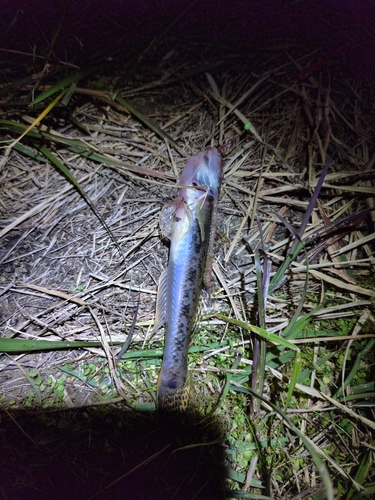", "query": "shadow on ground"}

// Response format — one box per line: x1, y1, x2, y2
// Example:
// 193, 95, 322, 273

0, 405, 226, 500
